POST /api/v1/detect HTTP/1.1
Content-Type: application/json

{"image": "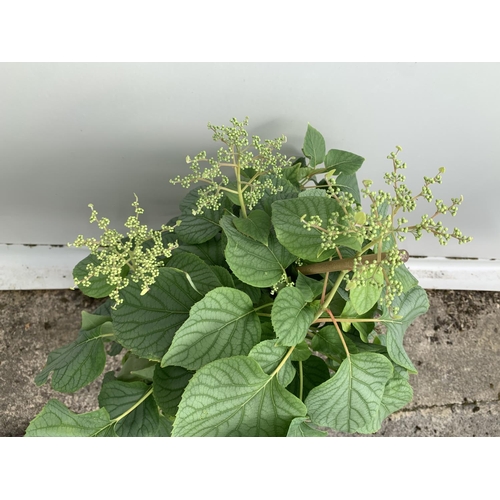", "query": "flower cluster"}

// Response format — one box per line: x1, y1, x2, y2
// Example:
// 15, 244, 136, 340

69, 195, 179, 308
361, 147, 472, 247
300, 146, 472, 312
170, 117, 292, 216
